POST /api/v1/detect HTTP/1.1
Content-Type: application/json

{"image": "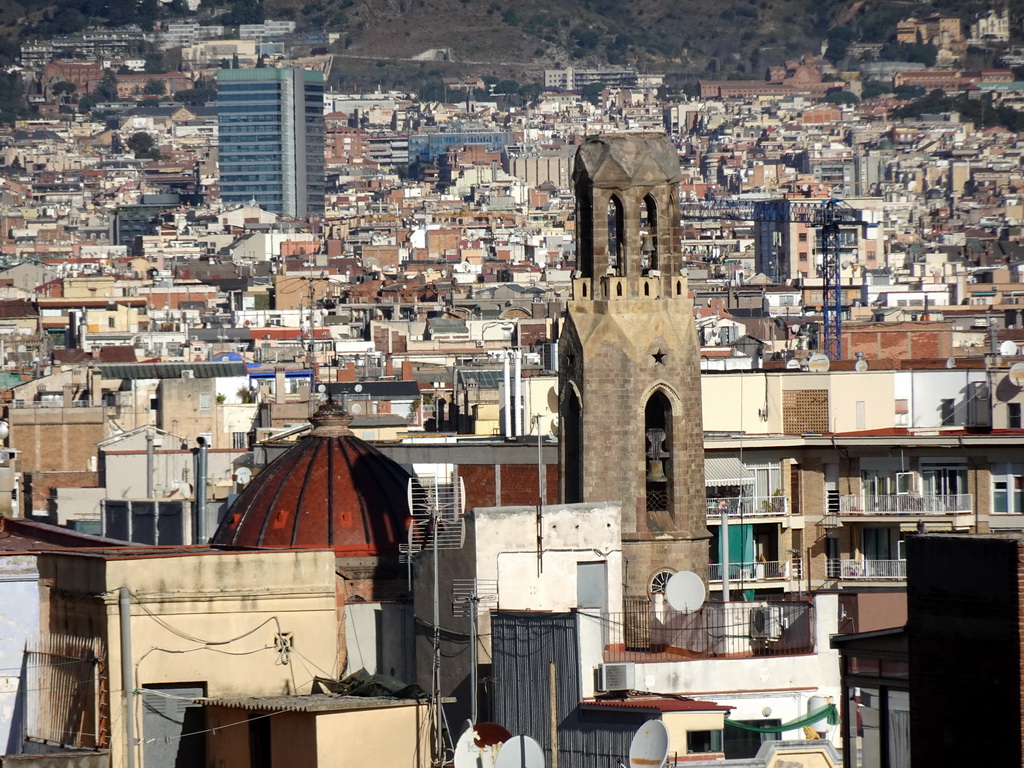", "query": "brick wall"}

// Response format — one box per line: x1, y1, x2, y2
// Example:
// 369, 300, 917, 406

24, 470, 99, 516
457, 464, 559, 510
